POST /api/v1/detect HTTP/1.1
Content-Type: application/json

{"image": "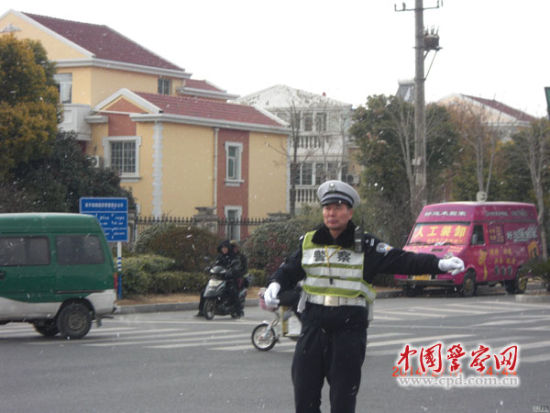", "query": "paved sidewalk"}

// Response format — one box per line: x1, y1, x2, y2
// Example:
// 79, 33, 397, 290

116, 282, 548, 315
